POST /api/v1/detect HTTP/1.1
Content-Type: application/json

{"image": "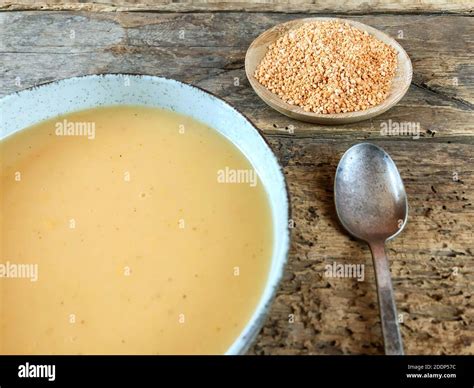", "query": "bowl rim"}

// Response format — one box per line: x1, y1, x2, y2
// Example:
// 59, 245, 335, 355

245, 17, 413, 123
0, 73, 292, 355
